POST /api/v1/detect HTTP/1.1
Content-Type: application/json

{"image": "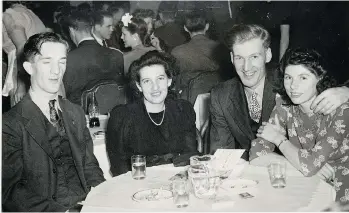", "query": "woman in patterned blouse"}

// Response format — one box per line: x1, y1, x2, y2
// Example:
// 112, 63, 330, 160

249, 48, 349, 204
